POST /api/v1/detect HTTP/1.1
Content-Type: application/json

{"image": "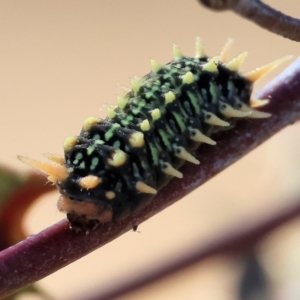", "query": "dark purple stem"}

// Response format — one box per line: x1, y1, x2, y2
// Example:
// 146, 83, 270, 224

1, 58, 300, 298
233, 0, 300, 41
84, 200, 300, 300
198, 0, 300, 41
